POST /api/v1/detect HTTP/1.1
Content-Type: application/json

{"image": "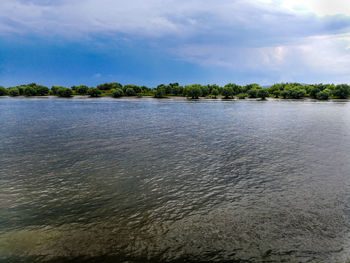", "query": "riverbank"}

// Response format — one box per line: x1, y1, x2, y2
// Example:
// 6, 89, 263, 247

1, 95, 350, 102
